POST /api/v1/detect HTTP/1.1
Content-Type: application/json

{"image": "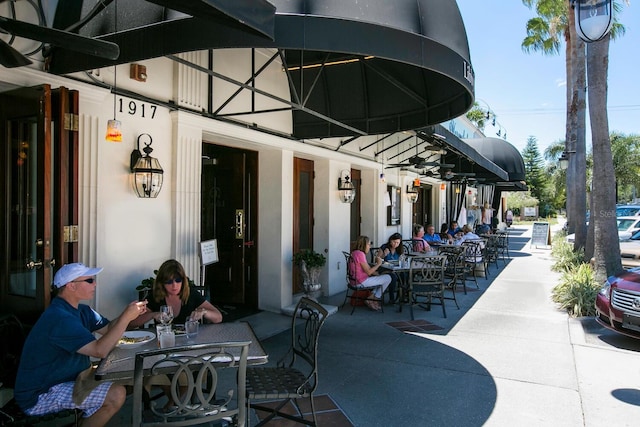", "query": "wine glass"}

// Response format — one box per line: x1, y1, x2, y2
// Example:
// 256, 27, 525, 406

159, 305, 174, 325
